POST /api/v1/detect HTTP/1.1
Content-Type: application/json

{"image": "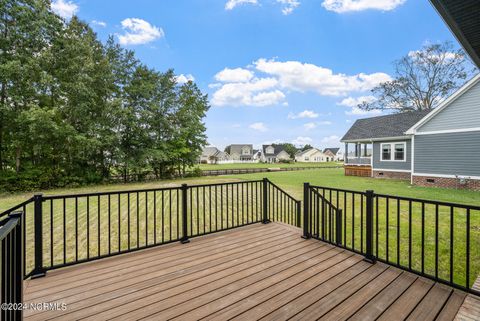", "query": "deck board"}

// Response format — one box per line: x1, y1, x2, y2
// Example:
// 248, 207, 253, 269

23, 222, 472, 321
